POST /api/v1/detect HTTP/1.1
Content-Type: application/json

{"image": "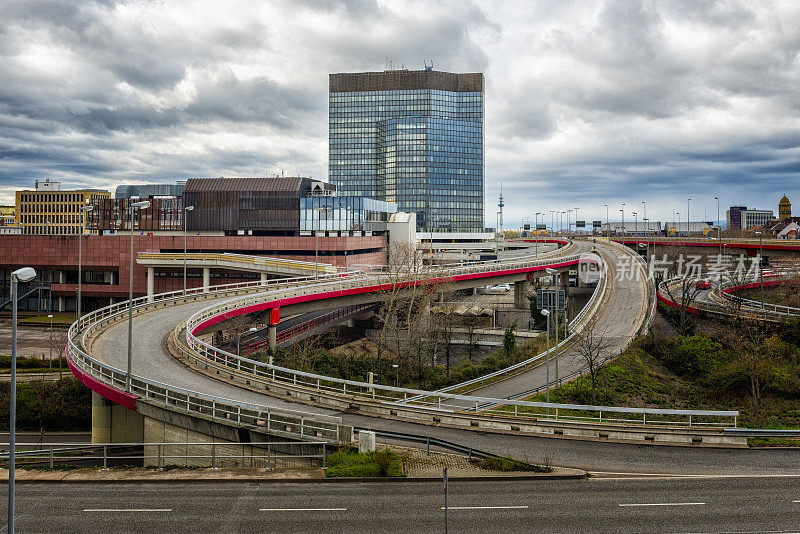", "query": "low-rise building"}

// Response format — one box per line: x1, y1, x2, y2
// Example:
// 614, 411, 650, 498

15, 178, 110, 235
